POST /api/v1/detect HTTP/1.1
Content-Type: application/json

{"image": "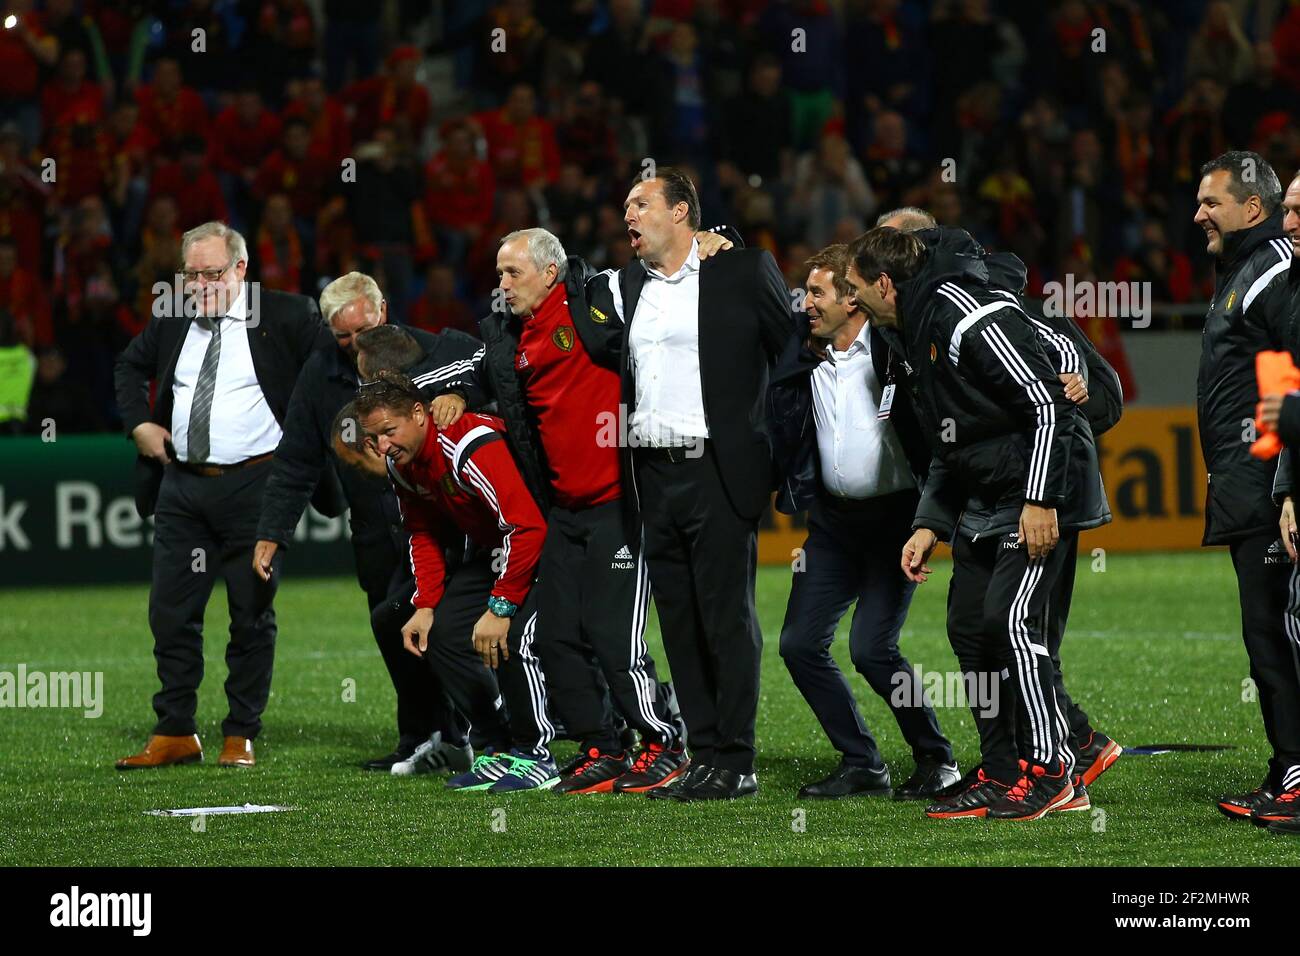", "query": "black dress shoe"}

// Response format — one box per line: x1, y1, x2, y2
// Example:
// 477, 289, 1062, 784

362, 739, 419, 771
798, 763, 891, 799
646, 762, 709, 800
892, 759, 962, 800
676, 767, 758, 802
